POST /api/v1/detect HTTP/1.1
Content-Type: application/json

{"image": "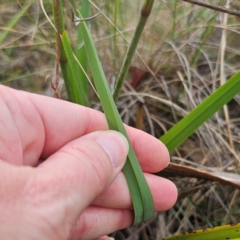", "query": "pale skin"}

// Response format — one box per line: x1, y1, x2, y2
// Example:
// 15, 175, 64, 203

0, 85, 177, 240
